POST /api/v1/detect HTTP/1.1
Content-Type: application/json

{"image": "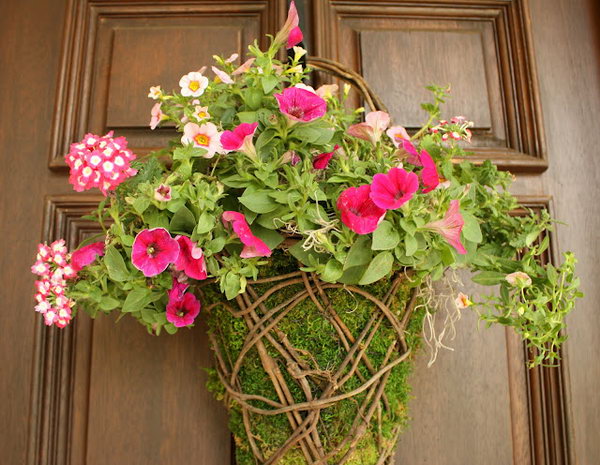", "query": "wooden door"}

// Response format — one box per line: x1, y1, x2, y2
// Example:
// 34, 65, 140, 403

1, 1, 598, 464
